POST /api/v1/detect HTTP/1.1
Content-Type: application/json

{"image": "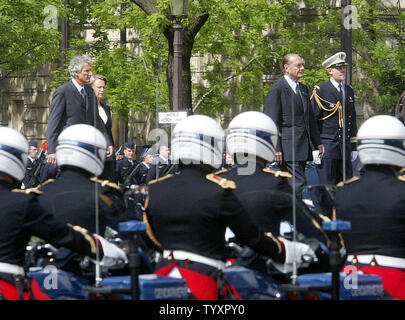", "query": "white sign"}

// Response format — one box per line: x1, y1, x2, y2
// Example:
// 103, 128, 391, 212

158, 111, 188, 124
